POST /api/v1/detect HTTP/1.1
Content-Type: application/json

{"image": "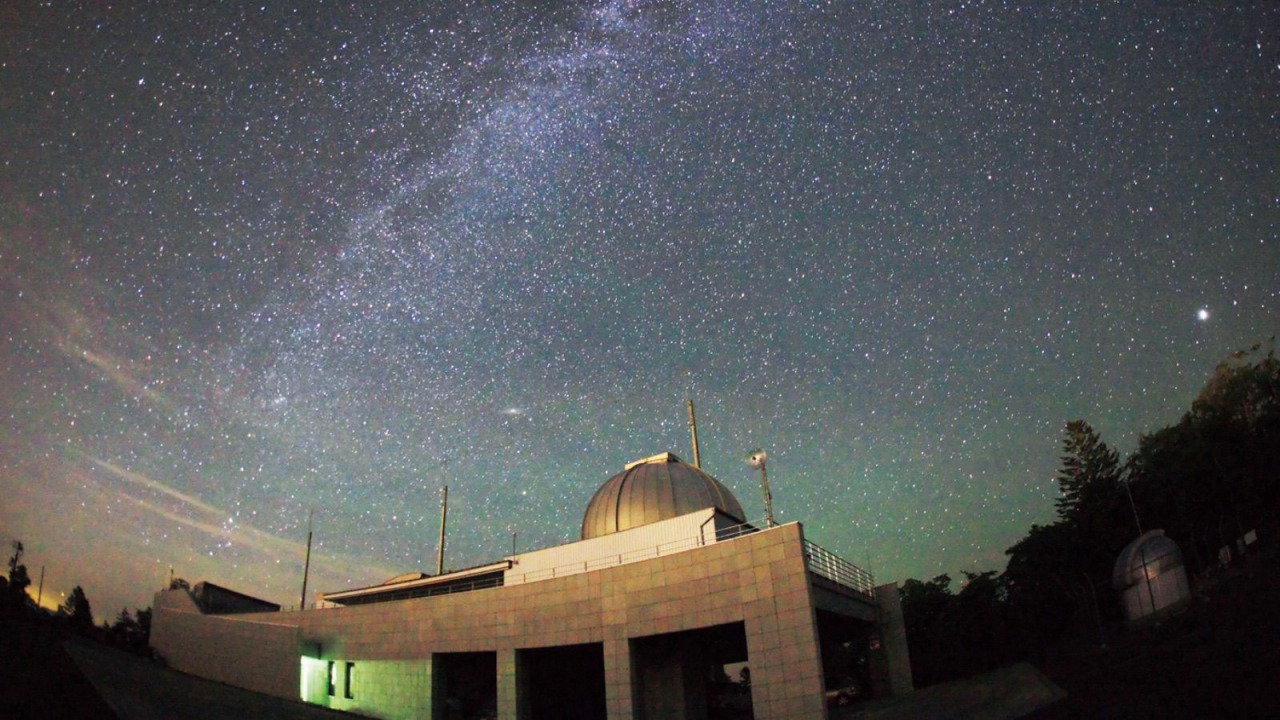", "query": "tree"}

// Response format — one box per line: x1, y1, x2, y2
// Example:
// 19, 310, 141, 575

111, 607, 138, 635
109, 607, 150, 651
898, 575, 956, 685
1126, 343, 1280, 567
3, 541, 32, 614
135, 606, 152, 645
1188, 343, 1280, 540
59, 585, 93, 633
1055, 420, 1122, 525
7, 541, 31, 595
1003, 522, 1105, 652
